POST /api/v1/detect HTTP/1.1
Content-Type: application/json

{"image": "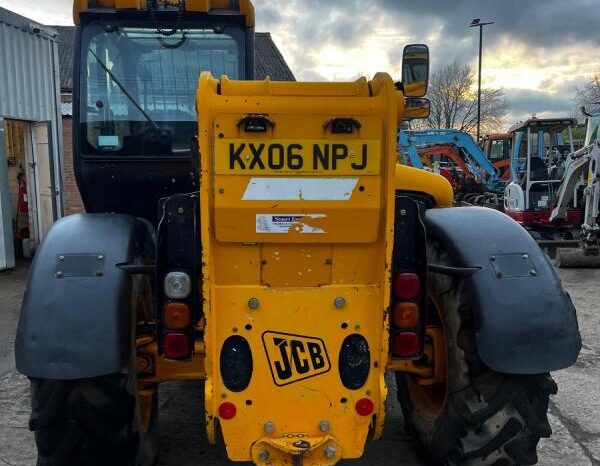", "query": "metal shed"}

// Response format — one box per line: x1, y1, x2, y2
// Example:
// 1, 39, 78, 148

0, 7, 63, 270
